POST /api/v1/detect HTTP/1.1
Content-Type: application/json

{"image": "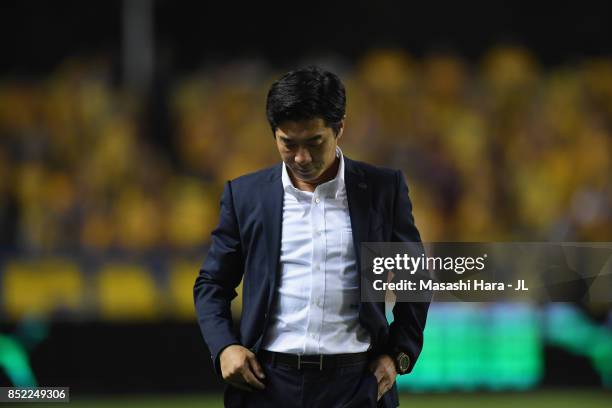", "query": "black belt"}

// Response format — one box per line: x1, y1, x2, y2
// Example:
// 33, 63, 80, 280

259, 350, 369, 371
